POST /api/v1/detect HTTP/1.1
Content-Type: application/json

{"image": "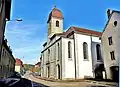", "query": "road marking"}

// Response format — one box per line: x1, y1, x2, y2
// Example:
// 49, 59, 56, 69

5, 78, 20, 86
31, 81, 34, 87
